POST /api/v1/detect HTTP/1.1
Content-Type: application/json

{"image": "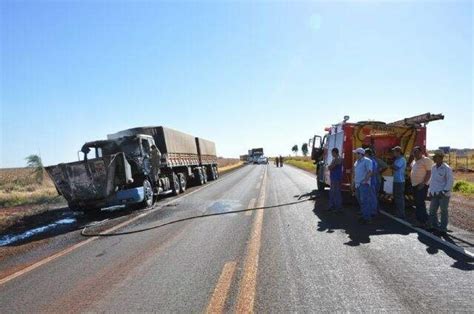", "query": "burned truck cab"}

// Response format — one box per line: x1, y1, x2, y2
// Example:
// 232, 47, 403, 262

46, 134, 163, 214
